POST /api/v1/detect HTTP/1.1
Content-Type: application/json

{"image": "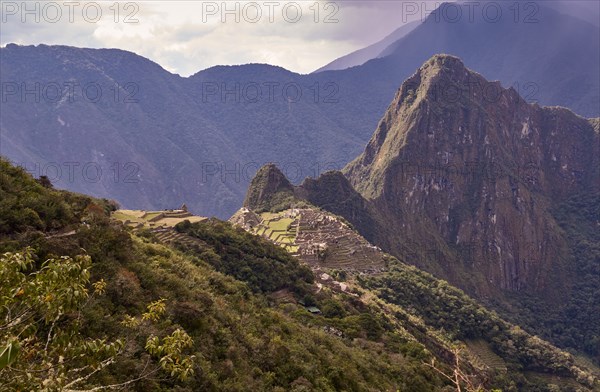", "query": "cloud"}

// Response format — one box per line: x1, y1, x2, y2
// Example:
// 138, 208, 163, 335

1, 0, 453, 75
